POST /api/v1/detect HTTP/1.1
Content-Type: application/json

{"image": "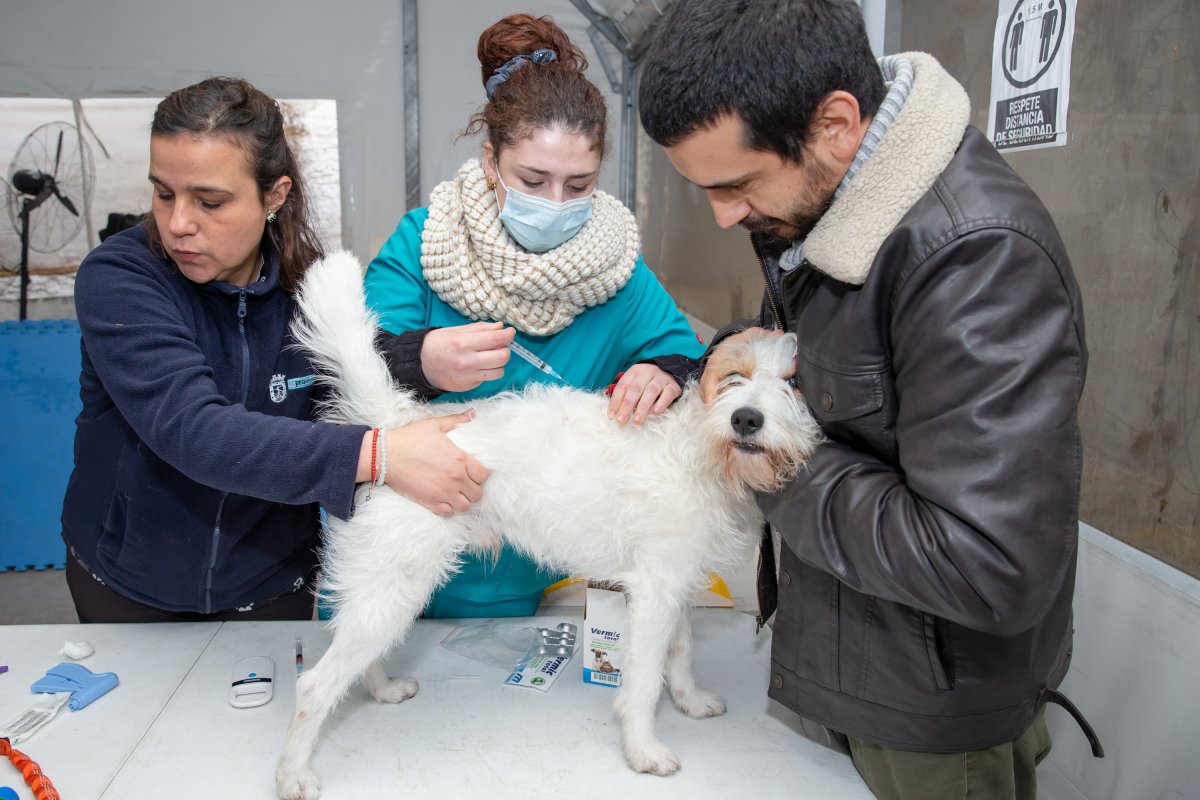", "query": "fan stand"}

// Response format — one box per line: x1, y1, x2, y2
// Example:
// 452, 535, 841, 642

17, 186, 53, 321
9, 125, 88, 321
